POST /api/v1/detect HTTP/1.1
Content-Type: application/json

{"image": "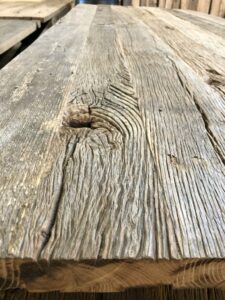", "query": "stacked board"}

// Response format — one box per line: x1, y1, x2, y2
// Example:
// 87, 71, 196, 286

0, 0, 73, 22
0, 19, 37, 54
0, 4, 225, 293
0, 0, 73, 56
